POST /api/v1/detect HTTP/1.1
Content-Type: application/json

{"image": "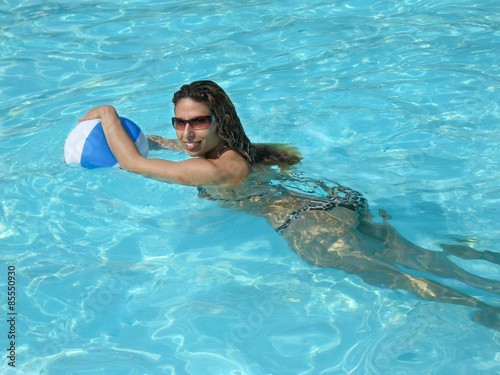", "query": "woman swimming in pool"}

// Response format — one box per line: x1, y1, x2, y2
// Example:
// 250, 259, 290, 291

79, 80, 301, 185
80, 80, 500, 330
